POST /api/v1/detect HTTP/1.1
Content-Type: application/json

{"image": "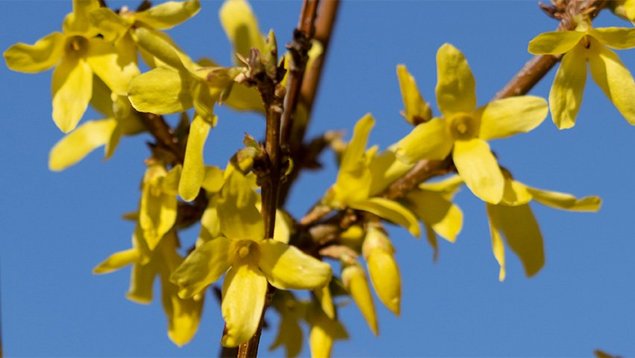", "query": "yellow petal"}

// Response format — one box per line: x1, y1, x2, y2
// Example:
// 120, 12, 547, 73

528, 31, 585, 55
394, 118, 453, 164
179, 115, 212, 201
435, 43, 477, 116
487, 204, 545, 278
588, 42, 635, 125
549, 47, 587, 129
313, 284, 335, 319
526, 186, 601, 212
342, 263, 378, 335
49, 118, 117, 171
128, 66, 193, 114
3, 32, 65, 73
224, 83, 264, 112
132, 27, 184, 69
269, 295, 304, 357
363, 227, 401, 315
307, 303, 348, 358
93, 248, 140, 274
171, 237, 231, 298
349, 198, 420, 237
340, 114, 374, 174
88, 8, 131, 42
500, 178, 533, 206
406, 189, 462, 242
52, 53, 92, 133
86, 38, 139, 95
589, 27, 635, 49
201, 166, 225, 193
90, 76, 114, 117
424, 225, 439, 261
220, 0, 266, 61
478, 96, 548, 140
221, 264, 268, 347
486, 206, 506, 281
127, 258, 158, 304
258, 240, 331, 290
368, 150, 412, 196
396, 64, 432, 125
140, 166, 178, 249
453, 139, 504, 204
135, 0, 201, 30
418, 175, 464, 195
162, 284, 204, 347
64, 0, 100, 34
